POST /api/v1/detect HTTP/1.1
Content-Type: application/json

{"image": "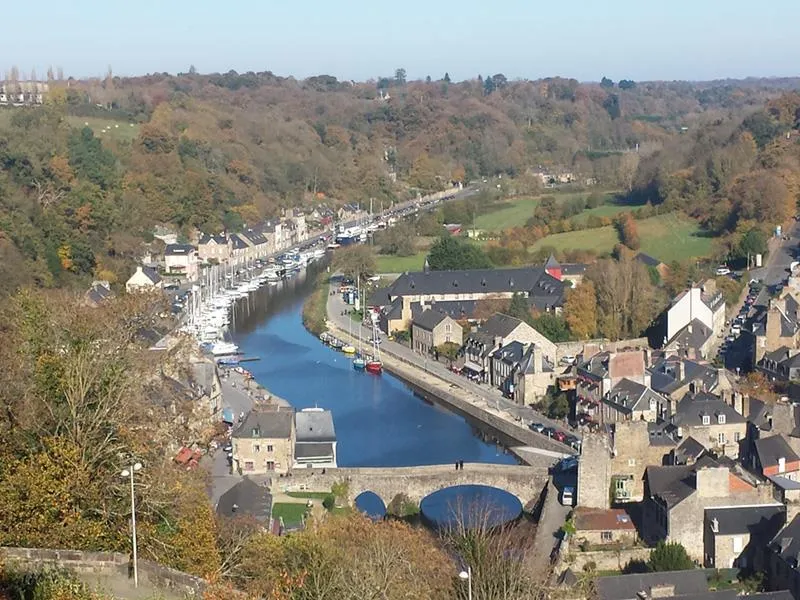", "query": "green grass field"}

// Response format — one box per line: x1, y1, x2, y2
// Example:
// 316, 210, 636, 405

376, 251, 428, 273
473, 191, 618, 231
272, 502, 310, 526
530, 212, 713, 263
571, 203, 633, 223
65, 116, 140, 142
